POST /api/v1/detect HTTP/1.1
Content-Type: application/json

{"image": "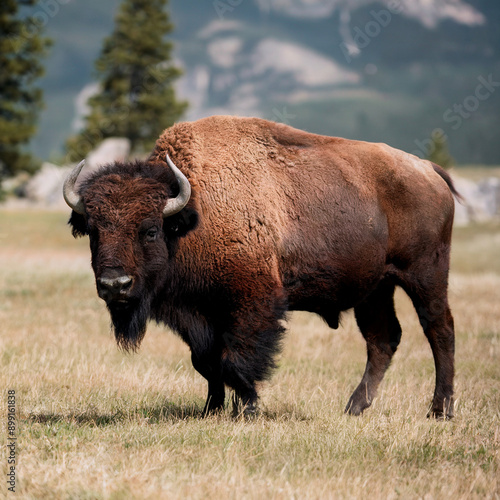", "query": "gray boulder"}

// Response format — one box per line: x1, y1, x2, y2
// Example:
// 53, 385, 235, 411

77, 137, 131, 184
85, 137, 130, 170
24, 162, 72, 207
452, 174, 500, 226
22, 137, 131, 208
